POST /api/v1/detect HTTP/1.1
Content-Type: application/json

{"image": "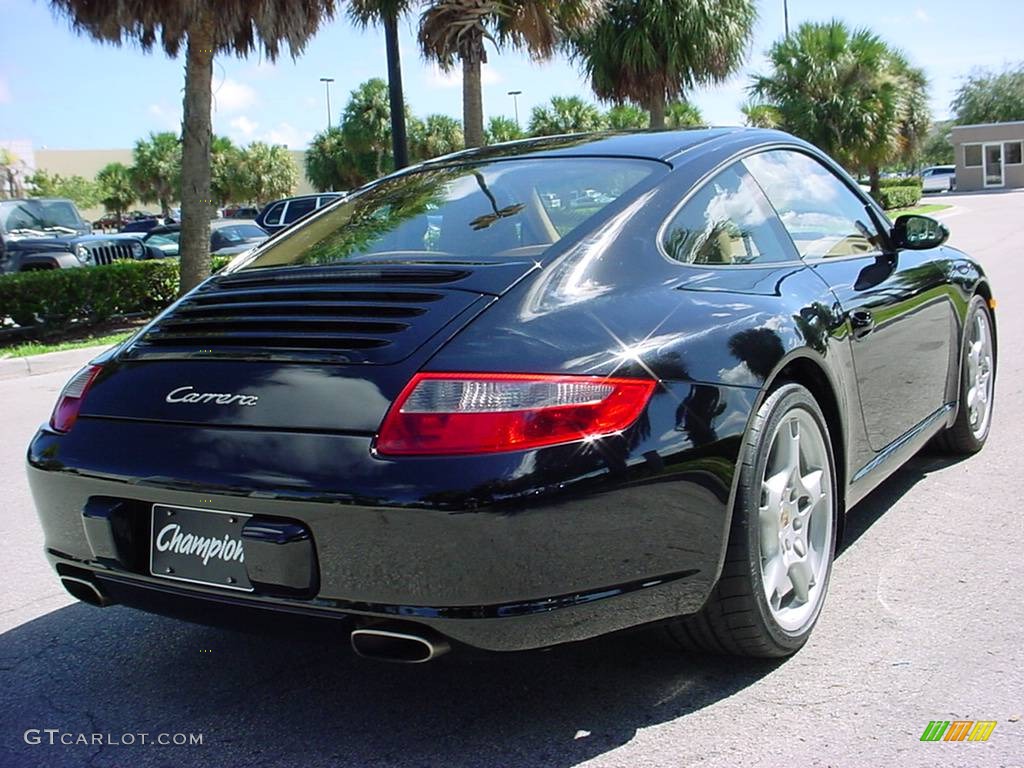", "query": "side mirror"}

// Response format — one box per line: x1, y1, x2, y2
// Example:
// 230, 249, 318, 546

891, 214, 949, 250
